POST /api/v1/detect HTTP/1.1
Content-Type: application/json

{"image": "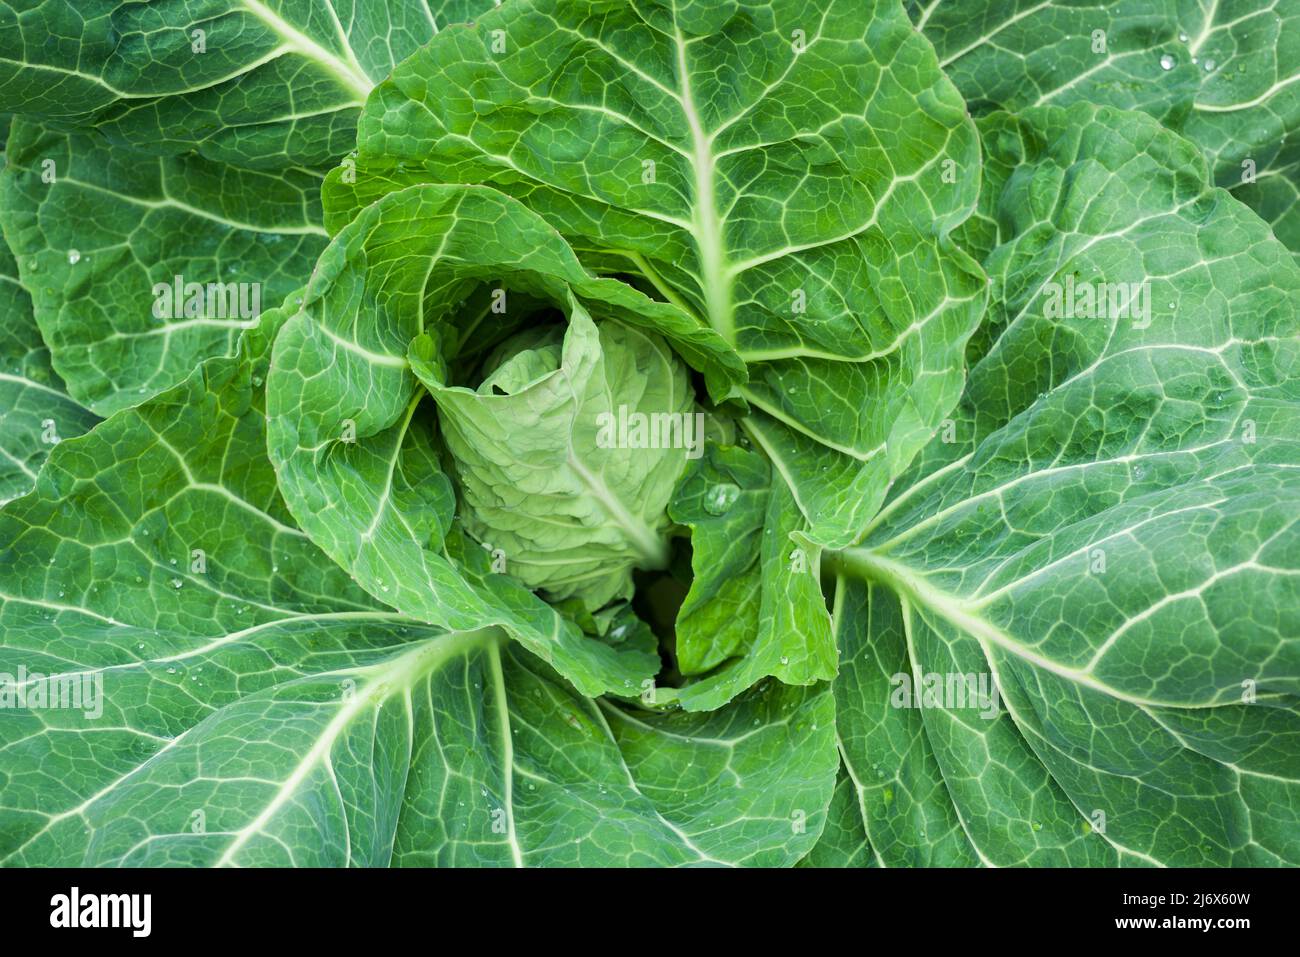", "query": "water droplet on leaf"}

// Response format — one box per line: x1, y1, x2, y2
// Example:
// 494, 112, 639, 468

703, 482, 740, 515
